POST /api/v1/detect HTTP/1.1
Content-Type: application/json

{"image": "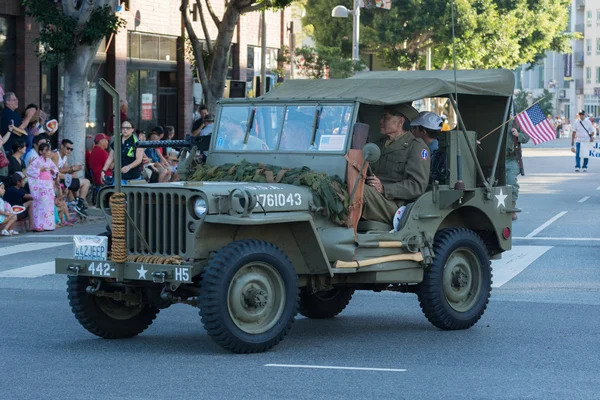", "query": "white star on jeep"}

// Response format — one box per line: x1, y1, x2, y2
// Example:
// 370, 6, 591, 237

137, 265, 147, 280
495, 189, 507, 208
